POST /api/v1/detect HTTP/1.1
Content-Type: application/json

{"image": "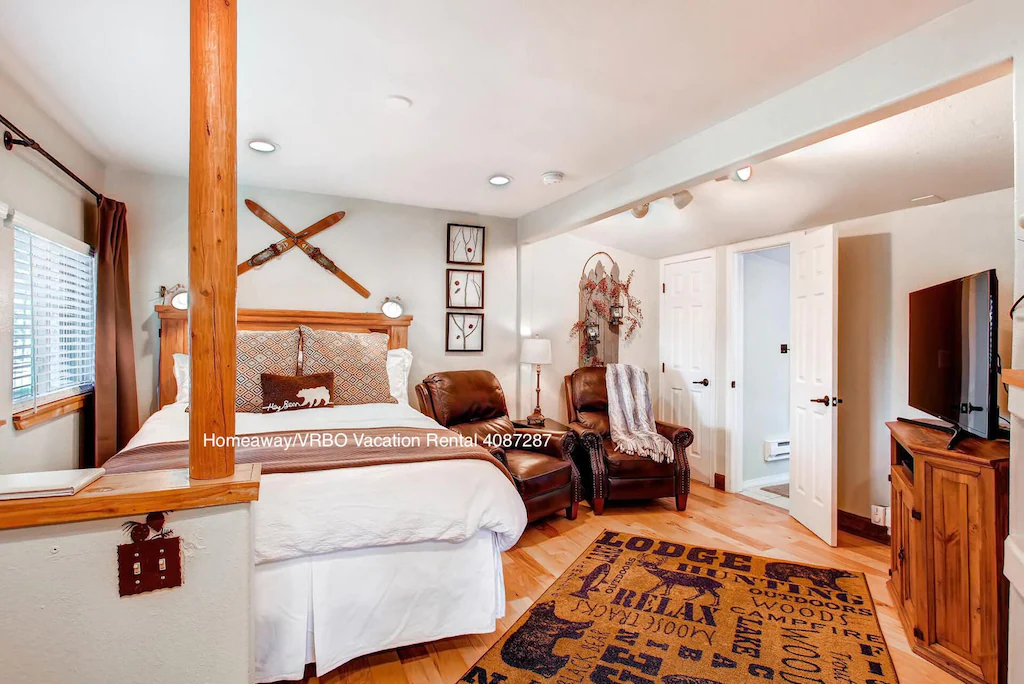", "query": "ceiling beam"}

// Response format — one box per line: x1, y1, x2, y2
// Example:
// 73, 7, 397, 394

188, 0, 237, 480
516, 0, 1020, 244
